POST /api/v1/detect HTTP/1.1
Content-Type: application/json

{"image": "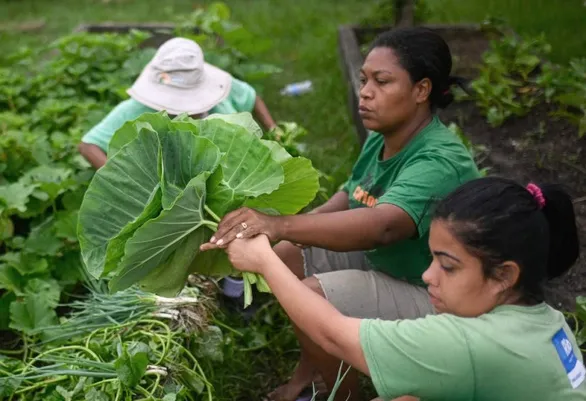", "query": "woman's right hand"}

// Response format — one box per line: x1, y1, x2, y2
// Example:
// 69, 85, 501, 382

224, 234, 274, 274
